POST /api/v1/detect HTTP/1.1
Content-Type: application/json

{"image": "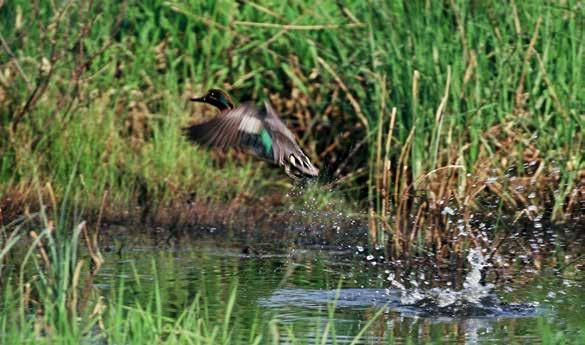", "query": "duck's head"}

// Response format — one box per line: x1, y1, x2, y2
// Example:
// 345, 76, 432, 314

190, 89, 234, 111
